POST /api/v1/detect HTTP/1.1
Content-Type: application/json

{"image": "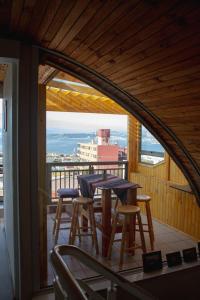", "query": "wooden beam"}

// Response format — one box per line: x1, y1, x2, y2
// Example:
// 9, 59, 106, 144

38, 84, 47, 287
38, 65, 58, 84
0, 82, 2, 98
128, 115, 138, 178
46, 88, 128, 115
48, 77, 105, 97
